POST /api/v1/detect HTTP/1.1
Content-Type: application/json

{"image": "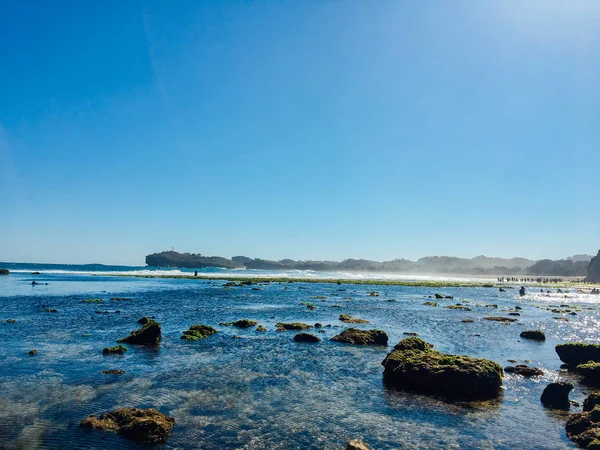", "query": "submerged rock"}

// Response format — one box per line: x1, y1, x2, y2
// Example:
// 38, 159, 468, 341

181, 324, 218, 340
556, 343, 600, 366
28, 349, 38, 355
381, 338, 503, 400
275, 322, 312, 331
504, 365, 544, 377
484, 316, 518, 323
101, 369, 126, 374
520, 330, 546, 341
80, 407, 175, 444
293, 333, 321, 343
339, 314, 370, 324
117, 321, 161, 346
540, 382, 574, 409
103, 345, 127, 355
0, 269, 10, 275
566, 393, 600, 448
256, 325, 267, 332
331, 328, 388, 346
423, 301, 438, 307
